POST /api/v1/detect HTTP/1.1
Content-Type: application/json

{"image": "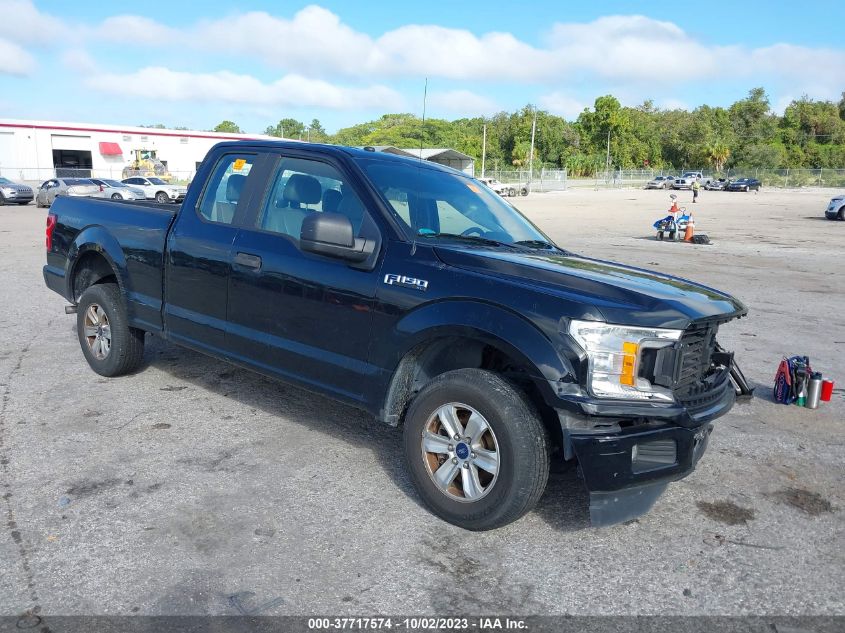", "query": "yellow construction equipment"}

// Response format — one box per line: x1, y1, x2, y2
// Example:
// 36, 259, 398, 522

122, 149, 172, 181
